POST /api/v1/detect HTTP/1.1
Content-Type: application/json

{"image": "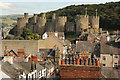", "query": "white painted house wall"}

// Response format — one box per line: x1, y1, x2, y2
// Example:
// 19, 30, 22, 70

42, 33, 48, 40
